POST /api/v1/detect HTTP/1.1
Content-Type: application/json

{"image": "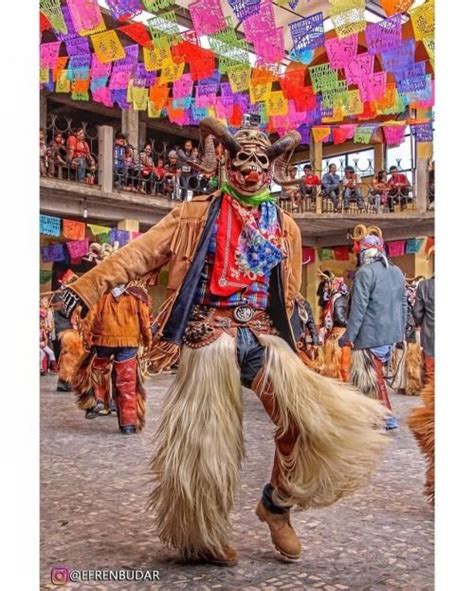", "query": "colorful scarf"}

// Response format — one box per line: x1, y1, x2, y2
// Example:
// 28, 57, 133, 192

220, 182, 274, 207
210, 193, 285, 298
